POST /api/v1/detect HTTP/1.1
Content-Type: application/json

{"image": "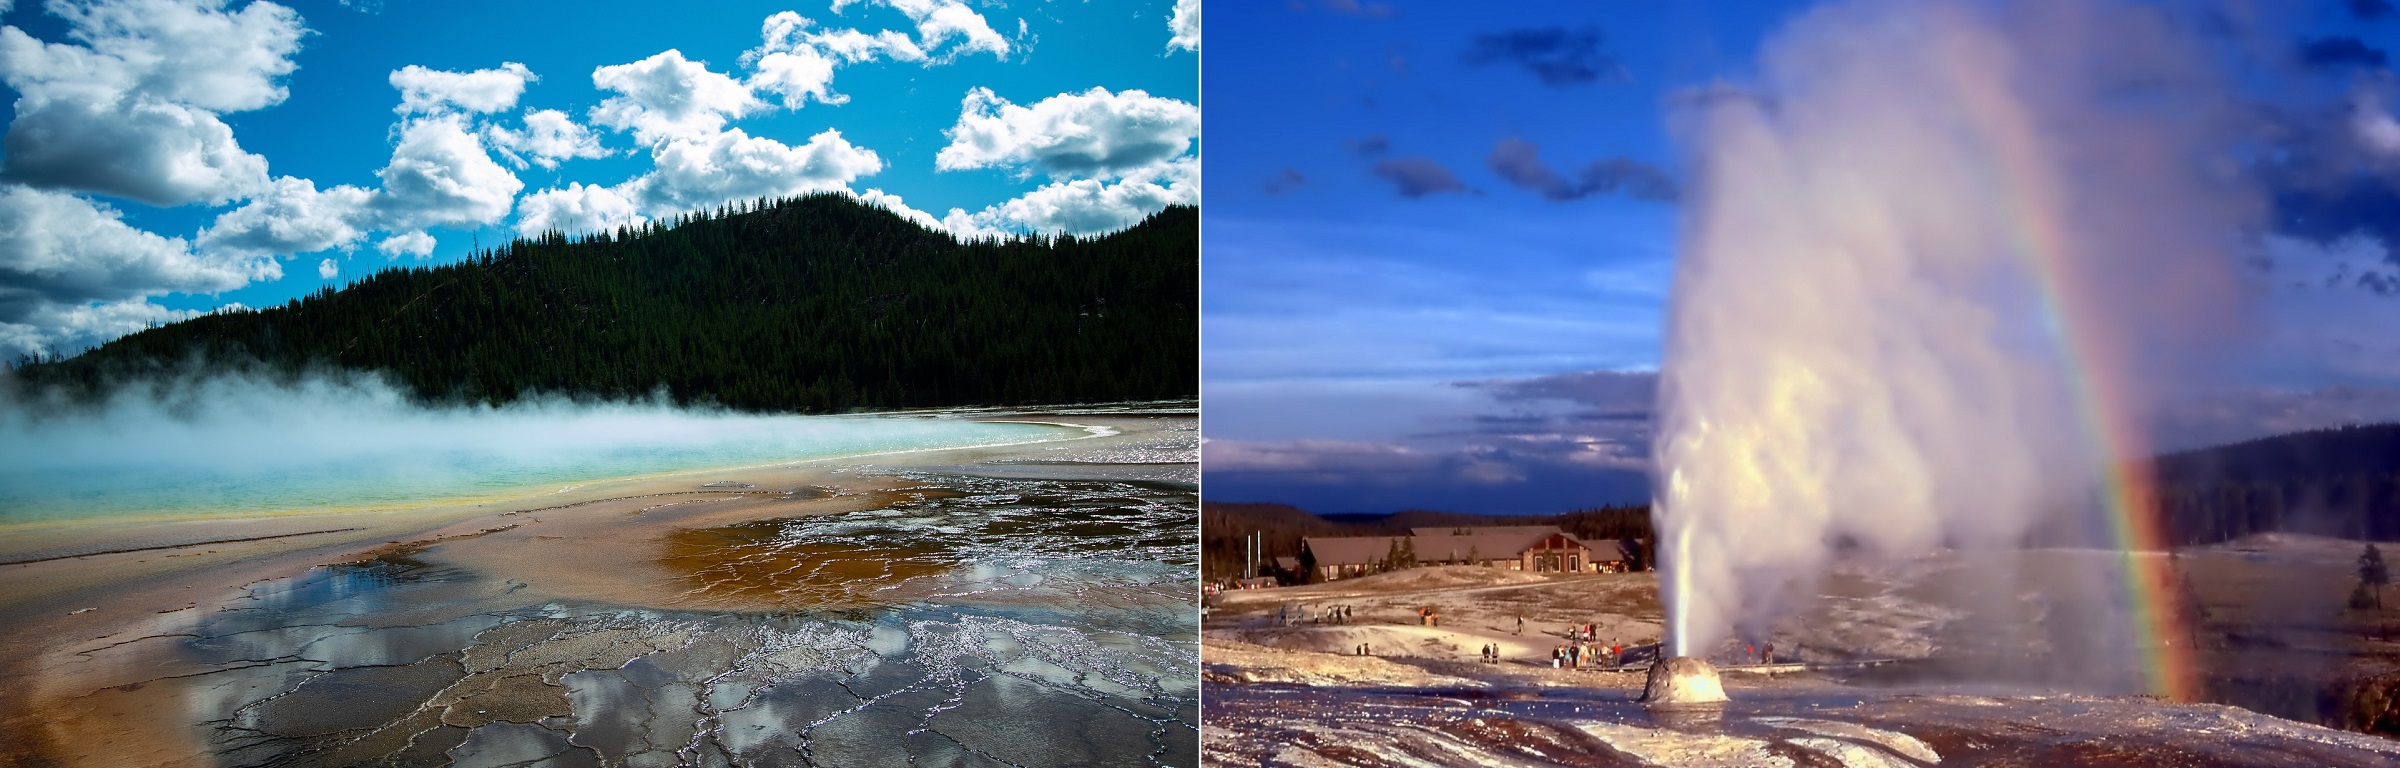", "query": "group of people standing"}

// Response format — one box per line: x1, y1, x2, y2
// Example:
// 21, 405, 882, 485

1741, 641, 1776, 664
1278, 603, 1355, 626
1549, 641, 1620, 669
